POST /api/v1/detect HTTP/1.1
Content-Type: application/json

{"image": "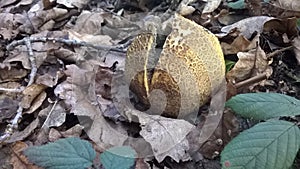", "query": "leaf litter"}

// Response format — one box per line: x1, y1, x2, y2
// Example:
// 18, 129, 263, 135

0, 0, 299, 168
